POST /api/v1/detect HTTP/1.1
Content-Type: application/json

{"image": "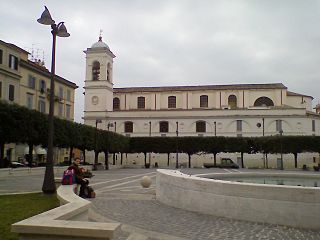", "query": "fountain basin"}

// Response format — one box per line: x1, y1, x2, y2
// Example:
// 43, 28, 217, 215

156, 170, 320, 229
